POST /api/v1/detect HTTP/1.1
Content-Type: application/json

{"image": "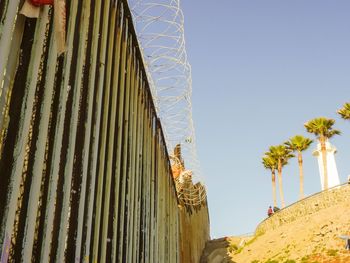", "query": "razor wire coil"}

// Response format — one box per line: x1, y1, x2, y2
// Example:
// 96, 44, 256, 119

128, 0, 206, 205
